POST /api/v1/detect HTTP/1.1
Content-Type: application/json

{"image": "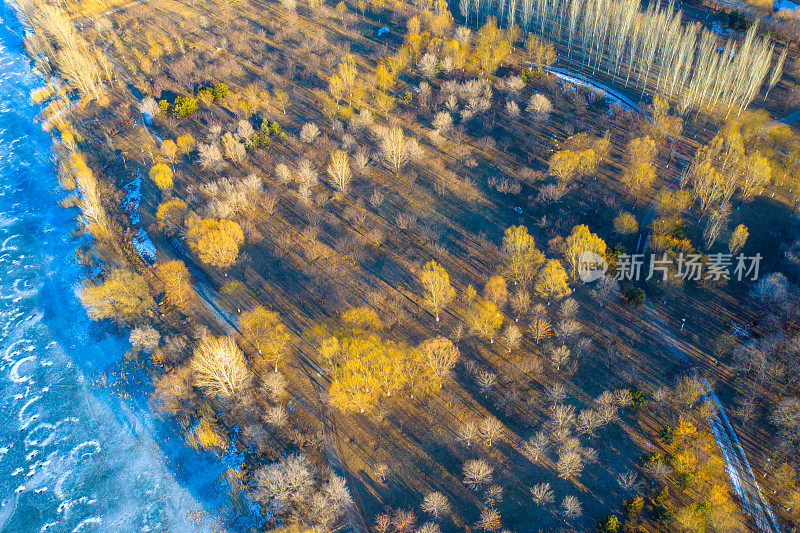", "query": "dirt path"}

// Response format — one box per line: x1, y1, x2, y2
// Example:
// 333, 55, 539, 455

166, 236, 371, 532
317, 388, 371, 533
643, 300, 780, 532
629, 159, 781, 532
